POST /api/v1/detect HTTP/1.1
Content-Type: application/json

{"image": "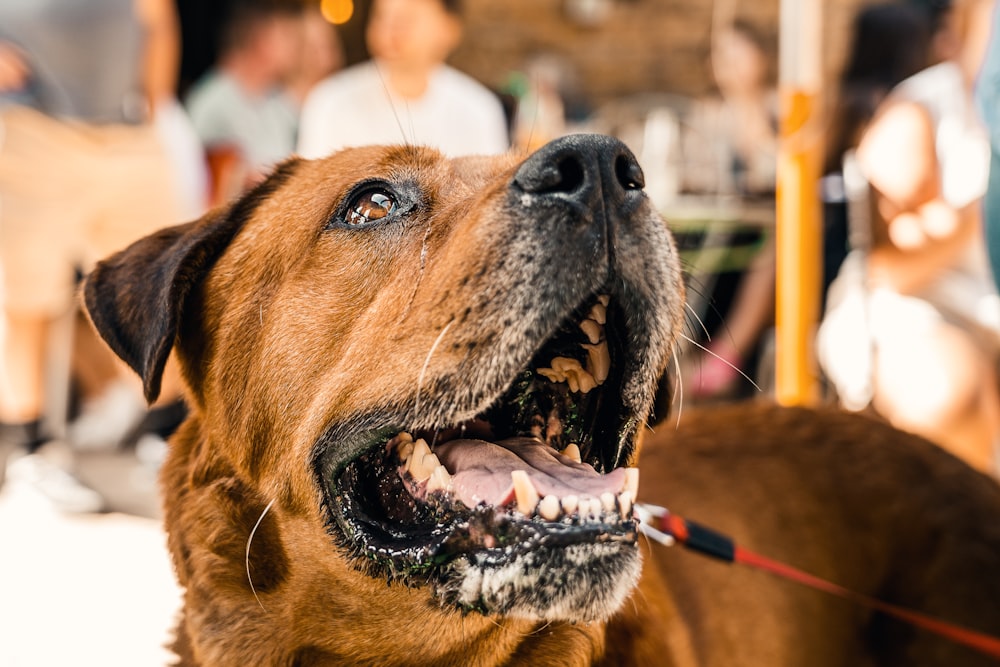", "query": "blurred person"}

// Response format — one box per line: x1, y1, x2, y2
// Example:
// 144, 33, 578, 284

684, 20, 777, 198
297, 0, 509, 159
285, 6, 345, 107
820, 0, 1000, 473
0, 0, 189, 511
680, 21, 778, 400
512, 54, 568, 152
185, 0, 305, 193
976, 1, 1000, 292
818, 3, 932, 409
820, 3, 931, 300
